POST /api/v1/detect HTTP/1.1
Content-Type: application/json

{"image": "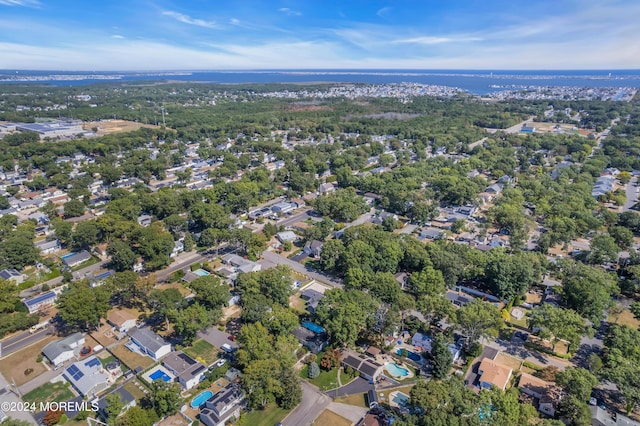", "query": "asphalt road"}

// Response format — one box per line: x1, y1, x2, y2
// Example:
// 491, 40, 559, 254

0, 325, 53, 359
0, 372, 37, 424
623, 176, 638, 211
282, 381, 331, 426
19, 261, 108, 299
261, 251, 343, 288
483, 338, 571, 371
